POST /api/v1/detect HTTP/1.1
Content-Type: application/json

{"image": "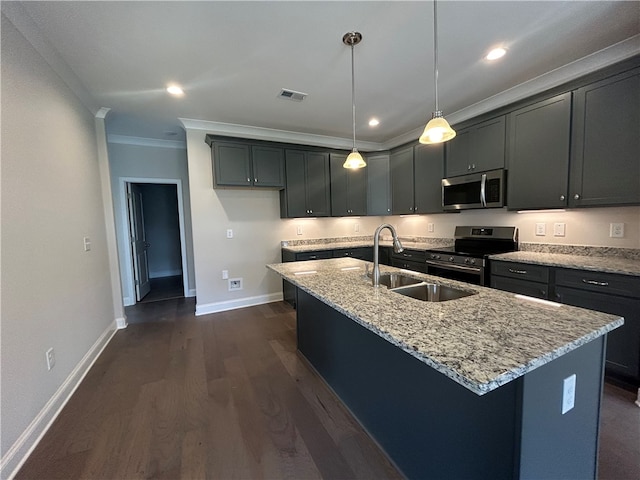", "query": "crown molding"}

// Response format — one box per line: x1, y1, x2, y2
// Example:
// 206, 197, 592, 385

95, 108, 111, 120
2, 2, 99, 115
107, 134, 186, 149
179, 118, 385, 152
